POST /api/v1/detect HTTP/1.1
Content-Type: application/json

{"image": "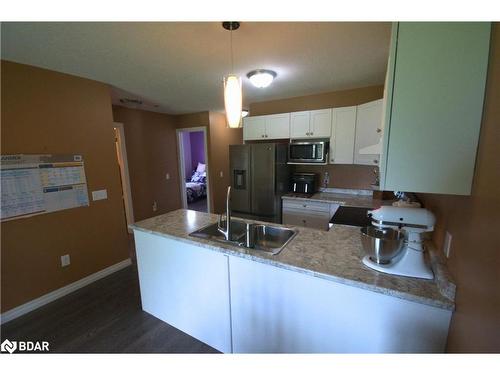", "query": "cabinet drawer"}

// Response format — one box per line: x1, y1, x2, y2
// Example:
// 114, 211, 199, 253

282, 211, 330, 230
283, 199, 330, 213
